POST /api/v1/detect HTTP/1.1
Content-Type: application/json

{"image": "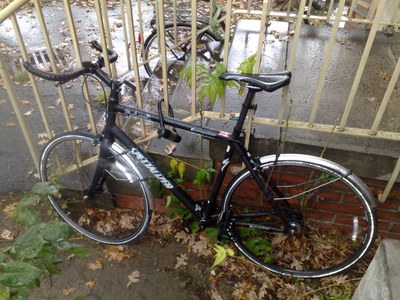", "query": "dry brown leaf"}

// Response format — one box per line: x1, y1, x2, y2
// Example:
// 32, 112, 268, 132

38, 132, 48, 139
127, 270, 140, 287
24, 109, 34, 116
85, 280, 96, 288
37, 139, 48, 146
6, 122, 16, 128
103, 245, 132, 262
0, 229, 16, 240
175, 231, 190, 243
378, 71, 391, 81
88, 259, 104, 270
3, 203, 17, 215
62, 287, 77, 296
165, 143, 176, 155
20, 100, 30, 105
174, 253, 188, 269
